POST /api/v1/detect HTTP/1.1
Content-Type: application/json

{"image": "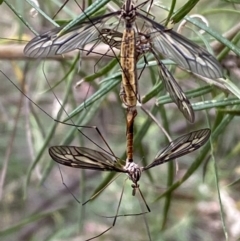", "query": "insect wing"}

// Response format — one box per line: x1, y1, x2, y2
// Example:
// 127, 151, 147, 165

24, 12, 119, 58
99, 28, 123, 49
152, 50, 195, 123
143, 128, 211, 170
49, 146, 126, 172
136, 13, 223, 79
151, 27, 223, 79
